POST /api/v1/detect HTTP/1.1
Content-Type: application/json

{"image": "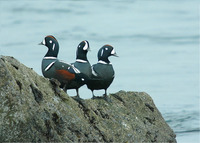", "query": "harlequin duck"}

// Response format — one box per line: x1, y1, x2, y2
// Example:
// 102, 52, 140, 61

86, 44, 118, 99
39, 35, 87, 95
67, 40, 92, 97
